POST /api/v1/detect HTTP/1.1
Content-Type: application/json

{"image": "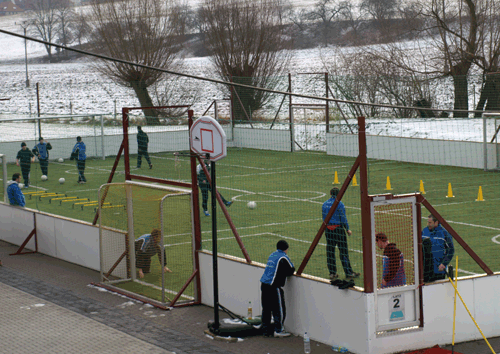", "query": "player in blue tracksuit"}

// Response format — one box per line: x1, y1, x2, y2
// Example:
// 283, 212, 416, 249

134, 228, 171, 278
322, 187, 359, 280
7, 173, 26, 207
71, 136, 87, 183
196, 161, 232, 216
422, 214, 454, 282
33, 137, 52, 177
259, 240, 295, 337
